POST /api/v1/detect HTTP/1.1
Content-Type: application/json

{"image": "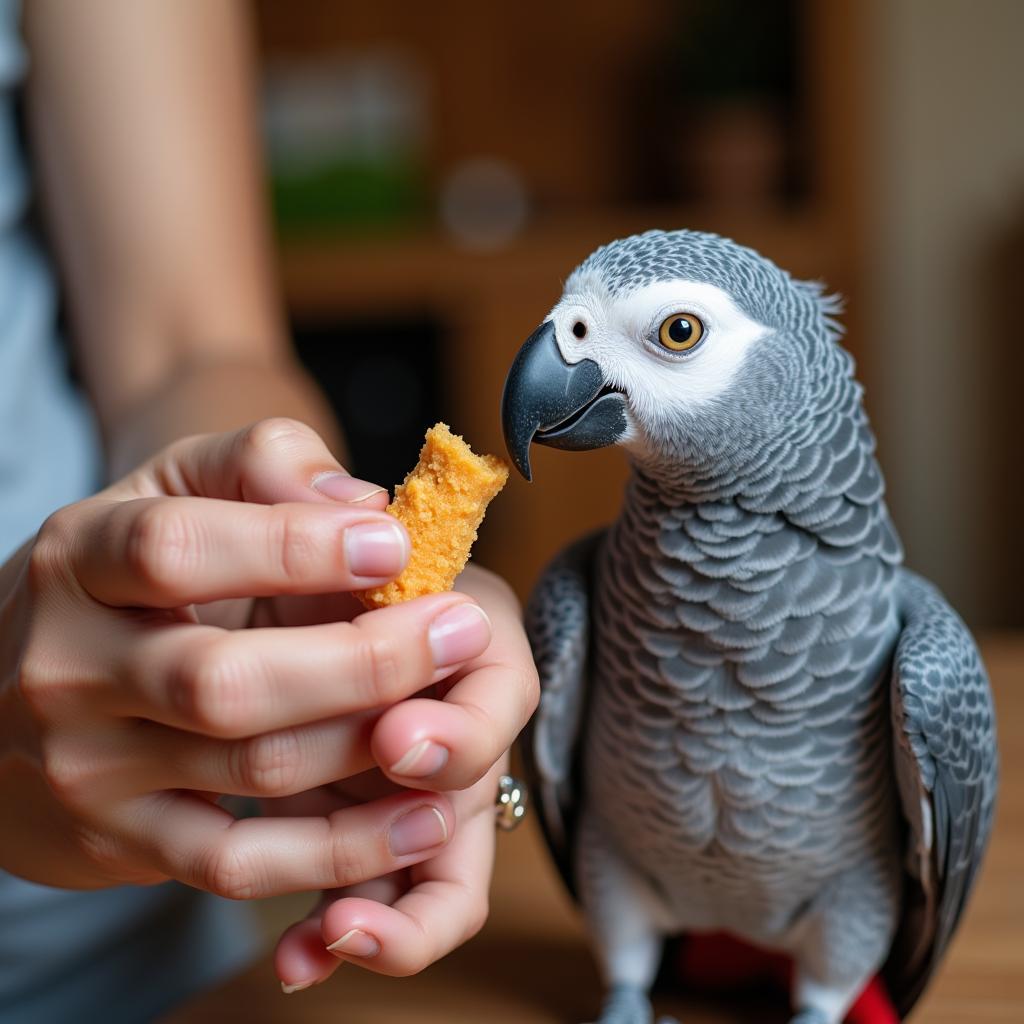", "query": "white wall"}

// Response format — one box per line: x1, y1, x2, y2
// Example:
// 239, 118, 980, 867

865, 0, 1024, 624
